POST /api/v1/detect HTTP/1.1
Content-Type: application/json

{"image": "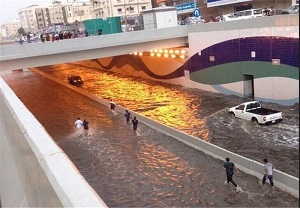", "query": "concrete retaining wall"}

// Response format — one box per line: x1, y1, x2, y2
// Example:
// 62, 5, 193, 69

136, 114, 299, 198
0, 77, 107, 207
